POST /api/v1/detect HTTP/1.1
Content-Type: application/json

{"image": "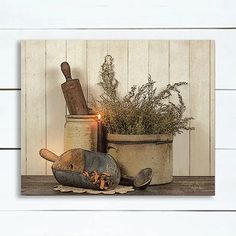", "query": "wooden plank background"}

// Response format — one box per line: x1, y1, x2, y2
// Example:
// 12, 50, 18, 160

21, 40, 215, 176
